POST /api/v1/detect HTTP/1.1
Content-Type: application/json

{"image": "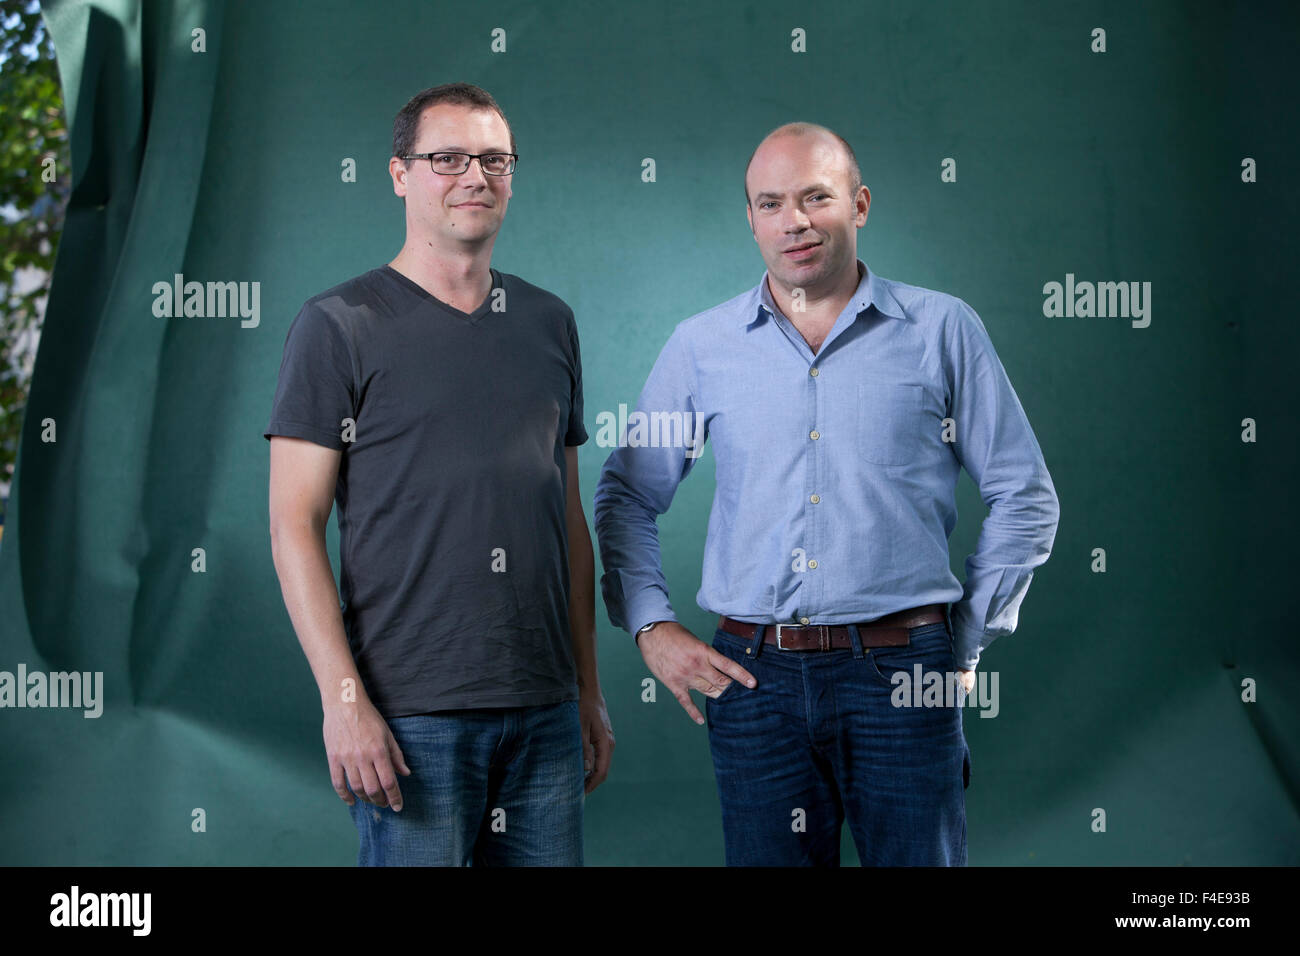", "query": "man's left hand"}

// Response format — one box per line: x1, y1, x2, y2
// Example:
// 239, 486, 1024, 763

955, 668, 975, 695
579, 691, 615, 794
